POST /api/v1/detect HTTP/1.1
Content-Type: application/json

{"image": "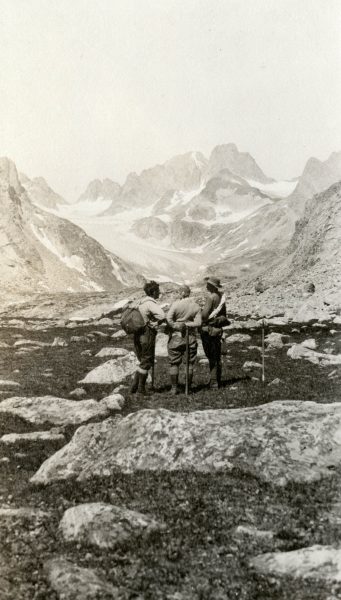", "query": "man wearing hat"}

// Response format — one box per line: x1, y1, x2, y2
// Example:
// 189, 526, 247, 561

167, 285, 202, 394
201, 277, 229, 388
131, 280, 166, 396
